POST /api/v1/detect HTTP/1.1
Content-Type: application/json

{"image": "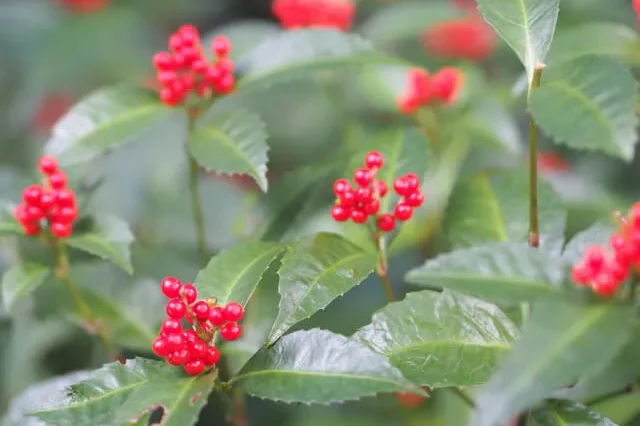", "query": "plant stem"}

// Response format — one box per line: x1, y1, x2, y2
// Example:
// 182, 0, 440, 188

451, 387, 475, 408
186, 115, 209, 263
375, 233, 395, 302
50, 237, 121, 361
527, 65, 545, 248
